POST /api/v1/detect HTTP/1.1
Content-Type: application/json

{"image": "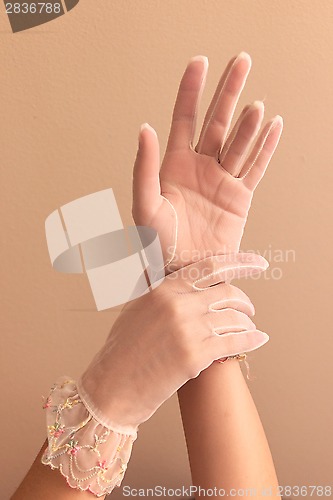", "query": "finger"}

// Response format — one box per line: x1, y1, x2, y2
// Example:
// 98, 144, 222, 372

209, 329, 269, 360
165, 56, 208, 153
194, 55, 238, 147
132, 123, 161, 224
218, 101, 264, 177
195, 52, 252, 157
208, 284, 255, 317
209, 309, 256, 334
168, 253, 268, 293
240, 115, 283, 190
210, 298, 254, 318
191, 281, 255, 316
